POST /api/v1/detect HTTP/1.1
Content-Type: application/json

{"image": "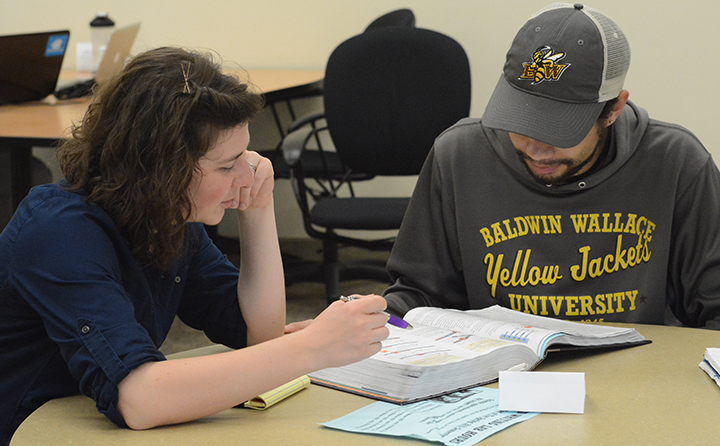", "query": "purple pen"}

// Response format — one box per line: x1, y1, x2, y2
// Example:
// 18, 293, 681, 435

340, 295, 413, 329
385, 313, 413, 330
